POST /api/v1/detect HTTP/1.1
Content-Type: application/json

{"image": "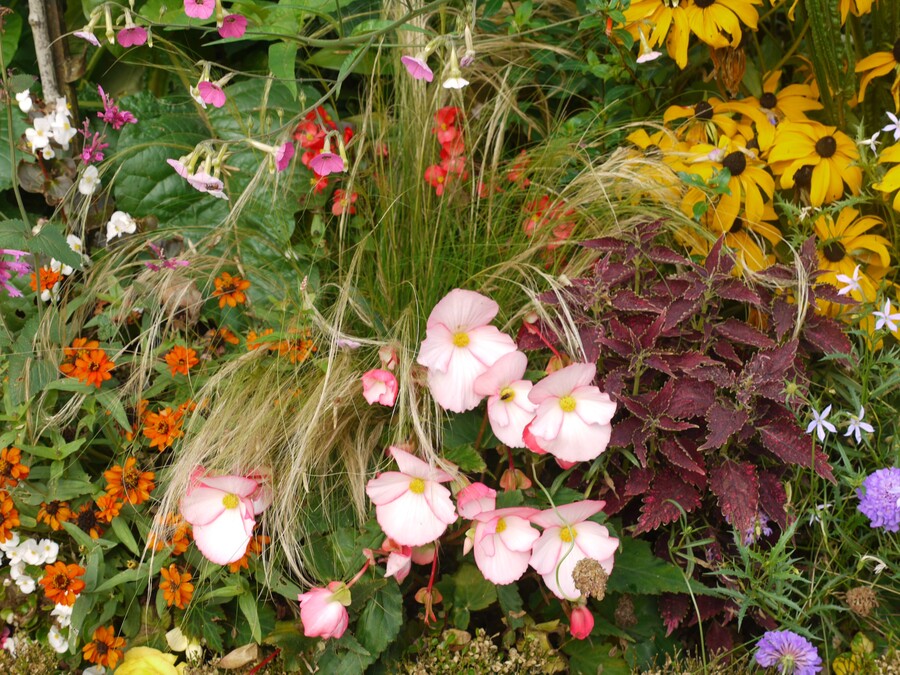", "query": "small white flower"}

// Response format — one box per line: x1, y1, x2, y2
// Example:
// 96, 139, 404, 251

47, 624, 68, 653
189, 84, 207, 109
82, 665, 107, 675
15, 90, 32, 113
3, 635, 17, 656
185, 640, 203, 663
40, 145, 56, 160
883, 112, 900, 141
53, 97, 70, 119
6, 545, 23, 566
166, 626, 189, 652
105, 210, 137, 242
835, 264, 862, 297
844, 406, 875, 444
807, 502, 831, 525
50, 114, 77, 150
78, 165, 101, 196
873, 299, 900, 332
8, 561, 24, 580
860, 554, 887, 575
859, 131, 881, 153
442, 76, 470, 90
0, 531, 20, 552
38, 539, 59, 564
50, 258, 74, 277
51, 603, 73, 628
15, 574, 35, 594
25, 117, 52, 150
805, 404, 836, 442
19, 538, 44, 566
